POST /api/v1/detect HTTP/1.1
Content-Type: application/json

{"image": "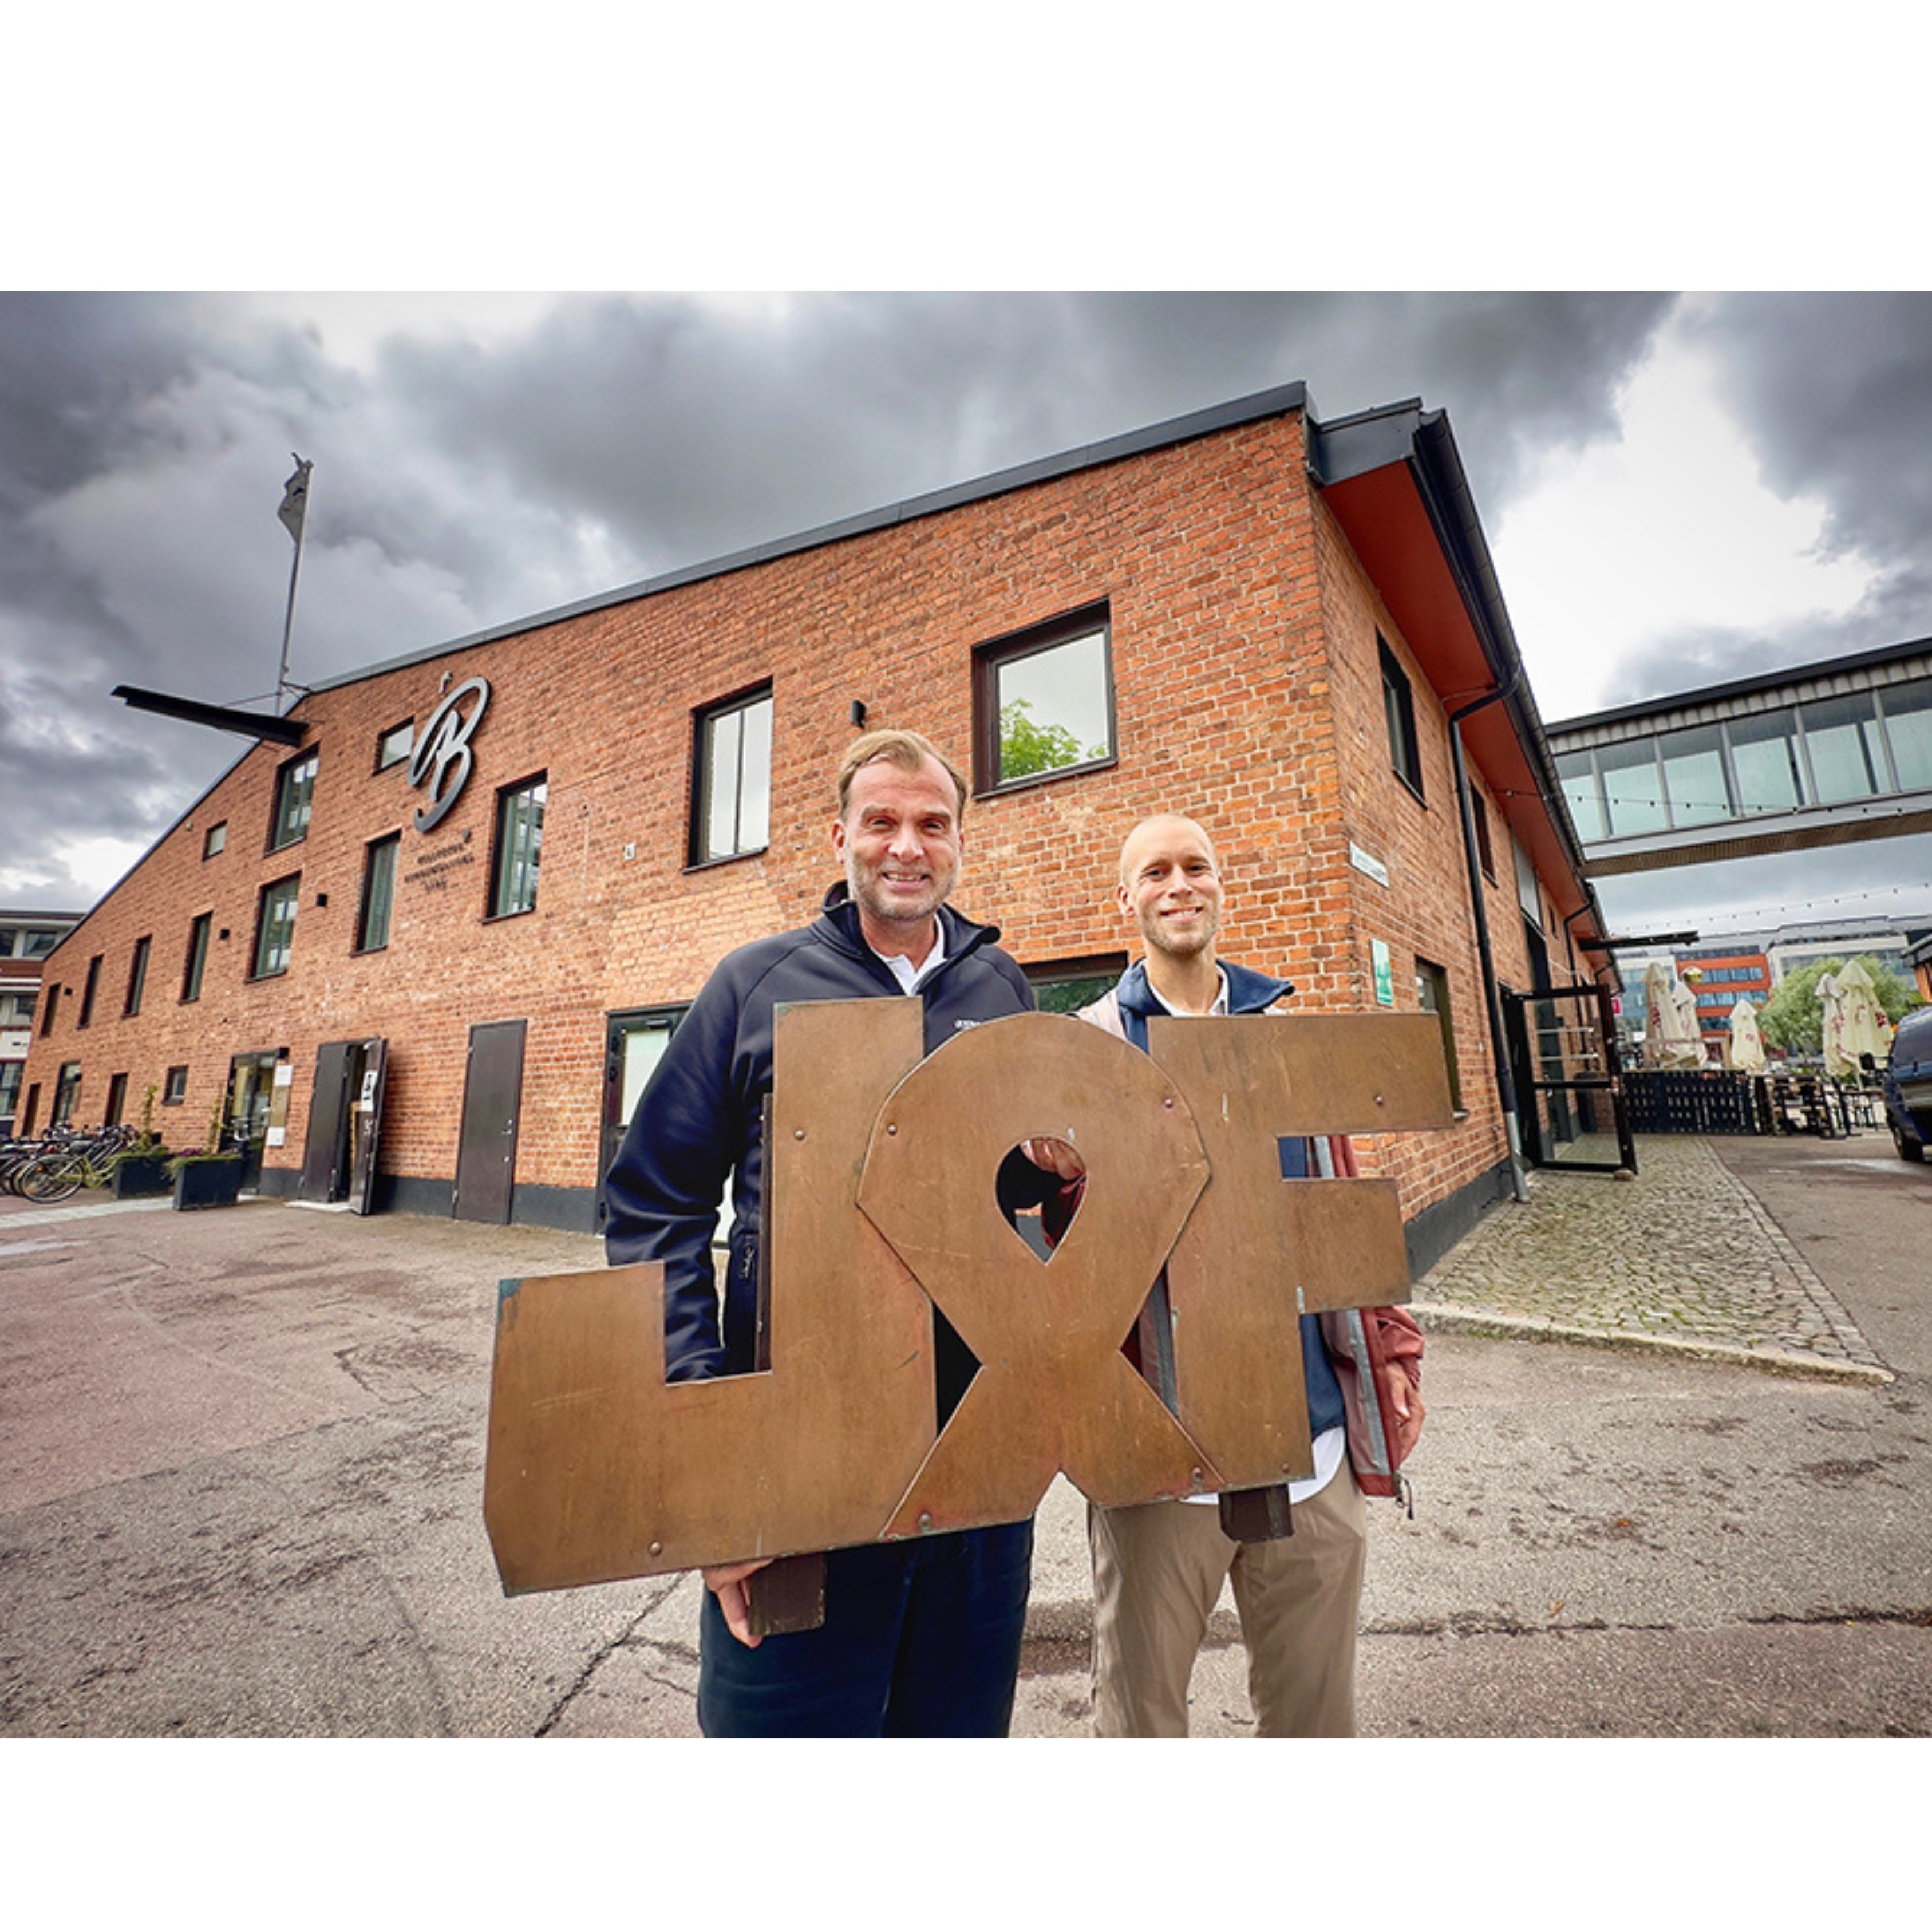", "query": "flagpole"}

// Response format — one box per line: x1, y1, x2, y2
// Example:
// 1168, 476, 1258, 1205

276, 455, 313, 711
